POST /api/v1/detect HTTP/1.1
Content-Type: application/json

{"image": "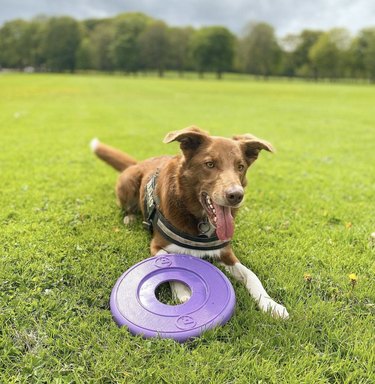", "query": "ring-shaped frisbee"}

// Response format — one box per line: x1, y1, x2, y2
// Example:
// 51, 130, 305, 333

110, 254, 236, 342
